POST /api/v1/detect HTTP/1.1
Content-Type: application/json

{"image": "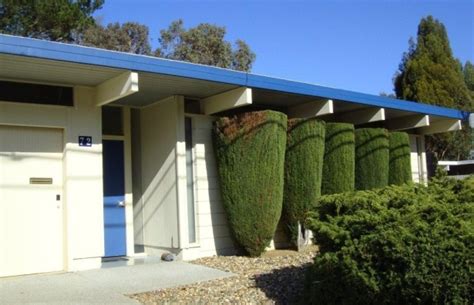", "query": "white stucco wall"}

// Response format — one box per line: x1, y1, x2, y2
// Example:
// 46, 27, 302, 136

132, 96, 184, 255
181, 115, 236, 260
0, 86, 104, 272
409, 134, 428, 184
